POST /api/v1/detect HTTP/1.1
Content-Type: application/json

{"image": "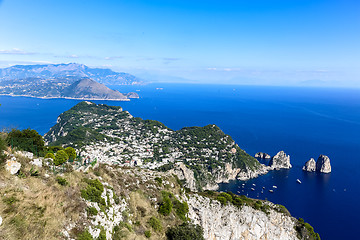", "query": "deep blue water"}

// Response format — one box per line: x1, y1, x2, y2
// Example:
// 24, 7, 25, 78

1, 83, 360, 239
